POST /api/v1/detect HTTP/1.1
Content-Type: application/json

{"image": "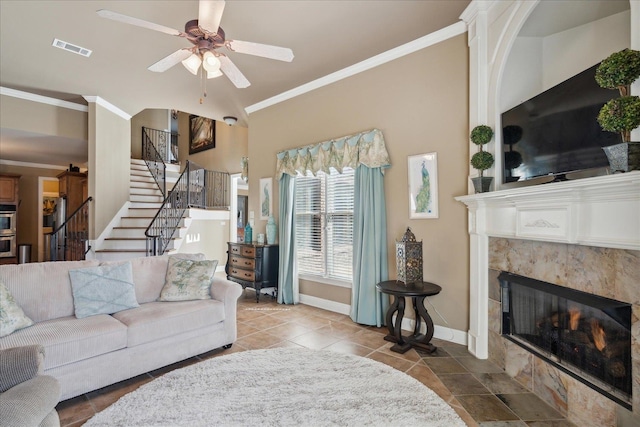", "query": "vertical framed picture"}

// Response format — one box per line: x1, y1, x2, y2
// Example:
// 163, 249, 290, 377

259, 178, 273, 220
408, 152, 438, 219
189, 115, 215, 154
